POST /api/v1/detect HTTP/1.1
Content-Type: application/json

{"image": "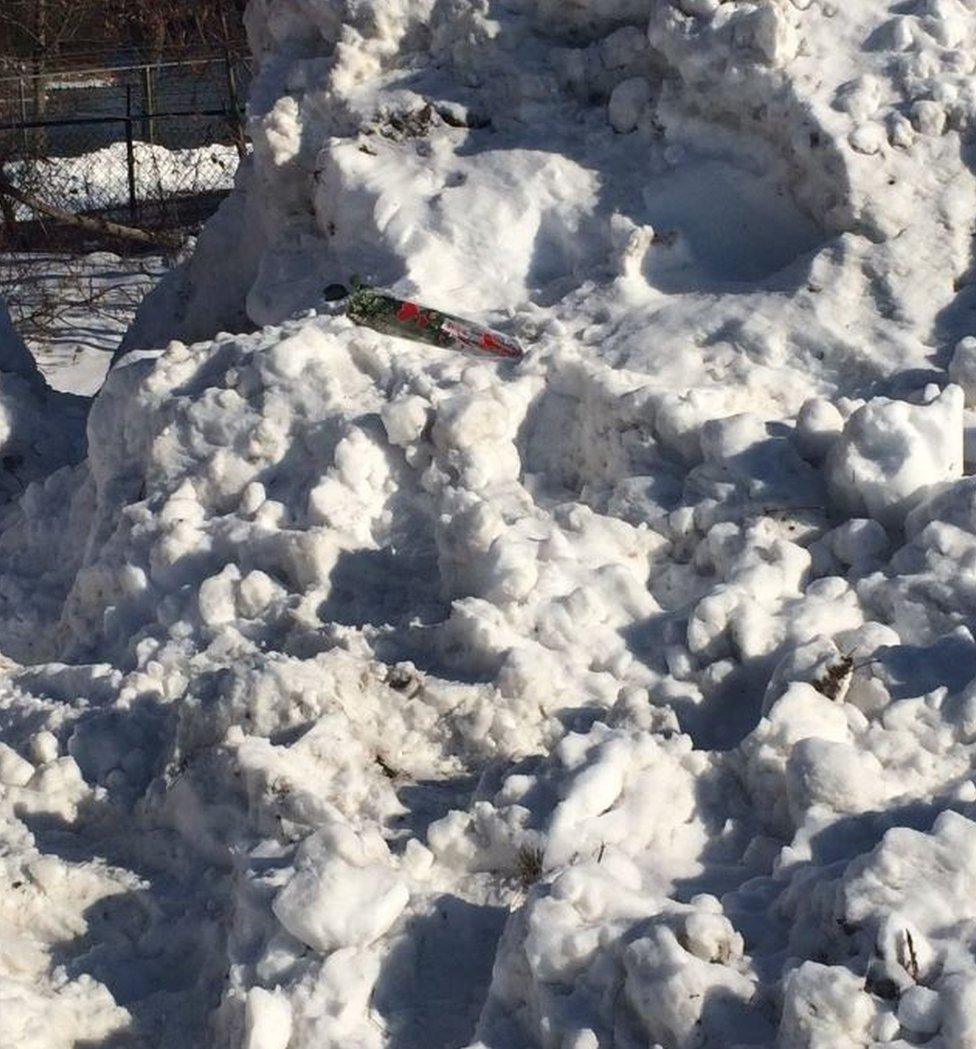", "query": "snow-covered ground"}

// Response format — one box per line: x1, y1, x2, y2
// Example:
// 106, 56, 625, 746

5, 1, 976, 1047
2, 252, 167, 394
6, 141, 240, 218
